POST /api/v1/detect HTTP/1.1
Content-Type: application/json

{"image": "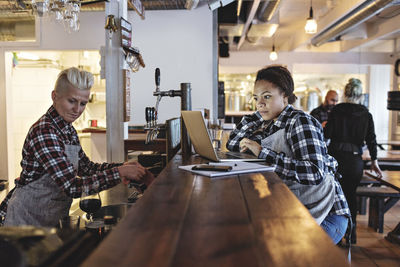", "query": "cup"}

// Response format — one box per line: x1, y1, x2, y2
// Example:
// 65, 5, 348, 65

208, 119, 223, 150
89, 120, 98, 127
